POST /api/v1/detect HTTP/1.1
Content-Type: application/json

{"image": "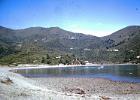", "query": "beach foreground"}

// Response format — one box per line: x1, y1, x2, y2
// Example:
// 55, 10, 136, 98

32, 78, 140, 100
0, 66, 140, 100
